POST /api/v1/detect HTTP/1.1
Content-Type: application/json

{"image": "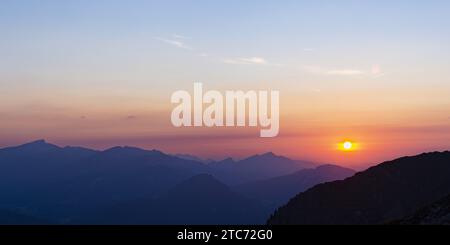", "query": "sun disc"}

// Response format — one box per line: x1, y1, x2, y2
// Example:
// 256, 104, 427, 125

343, 141, 353, 150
